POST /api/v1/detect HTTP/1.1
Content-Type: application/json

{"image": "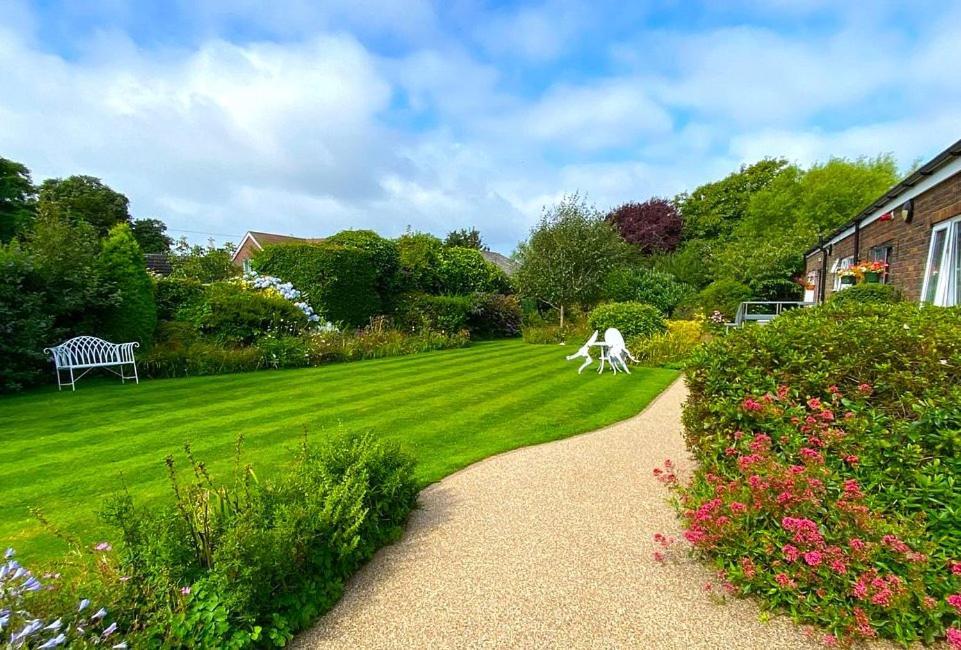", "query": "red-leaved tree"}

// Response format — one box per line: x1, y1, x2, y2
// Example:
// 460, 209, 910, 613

608, 198, 682, 254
